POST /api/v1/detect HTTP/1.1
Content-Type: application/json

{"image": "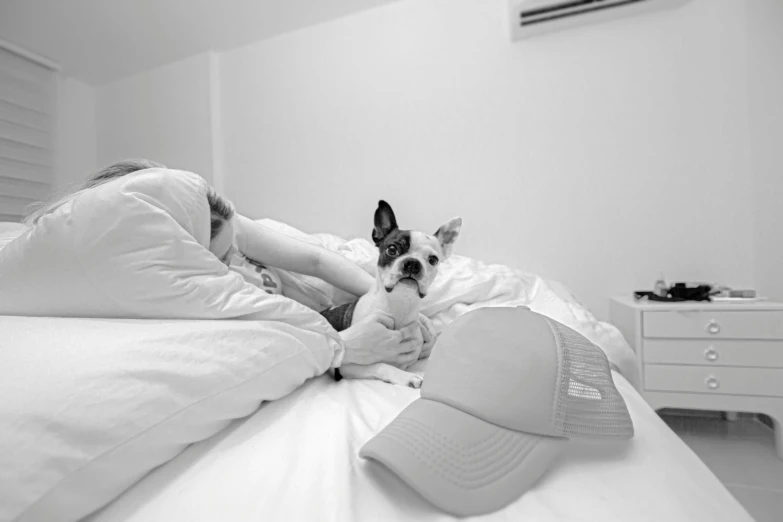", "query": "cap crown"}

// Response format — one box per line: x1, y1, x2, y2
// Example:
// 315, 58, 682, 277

422, 306, 633, 439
